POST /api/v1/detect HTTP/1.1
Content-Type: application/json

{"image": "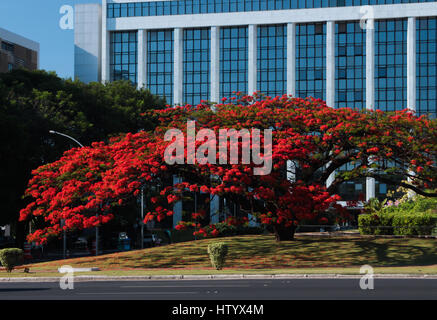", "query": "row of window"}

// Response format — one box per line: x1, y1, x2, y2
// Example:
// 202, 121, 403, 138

109, 19, 436, 116
107, 0, 436, 18
1, 41, 14, 53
